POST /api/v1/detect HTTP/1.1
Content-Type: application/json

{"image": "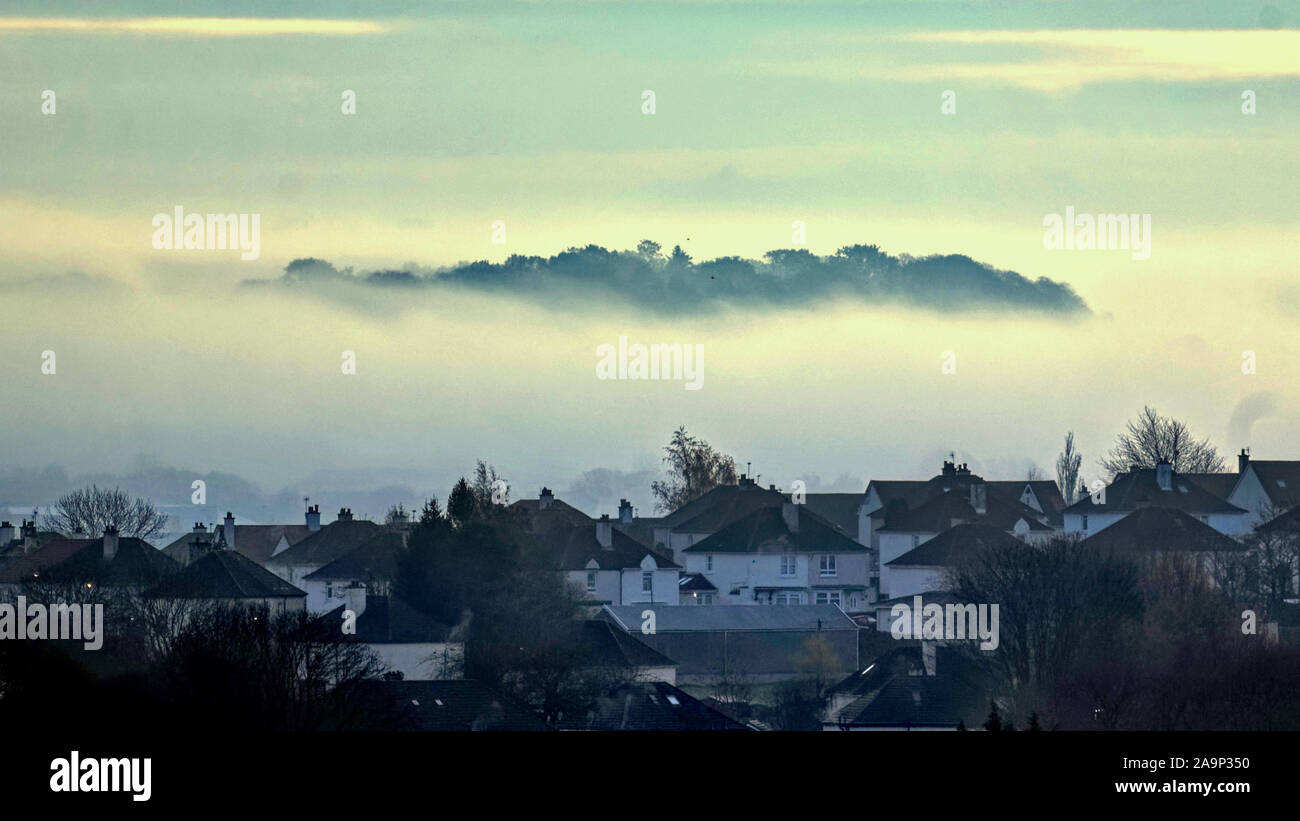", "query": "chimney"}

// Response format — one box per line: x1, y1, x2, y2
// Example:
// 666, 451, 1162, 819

0, 521, 13, 546
618, 499, 633, 523
1156, 460, 1172, 491
941, 461, 956, 477
187, 532, 213, 564
596, 514, 613, 548
539, 487, 554, 510
192, 521, 207, 534
223, 512, 236, 549
922, 642, 936, 677
306, 504, 321, 532
21, 523, 38, 554
969, 481, 987, 516
337, 507, 353, 522
103, 526, 120, 561
739, 474, 755, 487
782, 502, 799, 533
1239, 448, 1250, 474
